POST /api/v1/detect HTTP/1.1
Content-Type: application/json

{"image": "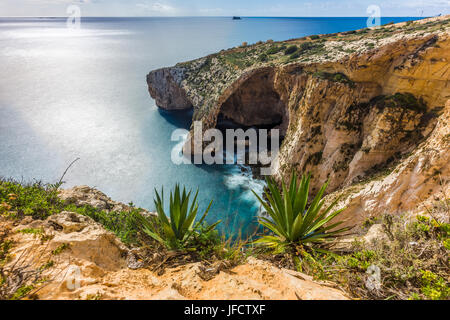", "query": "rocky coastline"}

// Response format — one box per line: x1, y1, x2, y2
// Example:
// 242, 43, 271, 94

147, 15, 450, 228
